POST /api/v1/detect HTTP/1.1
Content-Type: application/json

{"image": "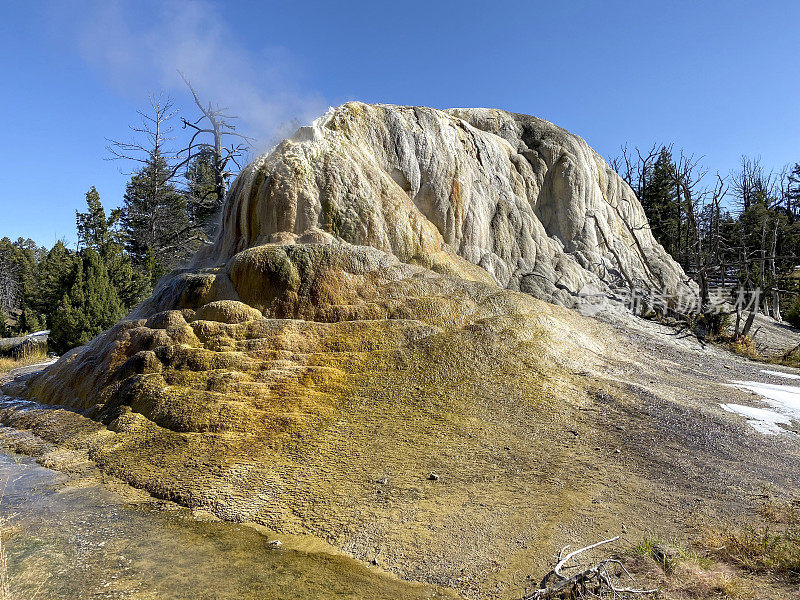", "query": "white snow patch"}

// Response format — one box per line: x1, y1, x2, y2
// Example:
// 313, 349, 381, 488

720, 403, 792, 435
721, 379, 800, 435
730, 380, 800, 414
760, 369, 800, 380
